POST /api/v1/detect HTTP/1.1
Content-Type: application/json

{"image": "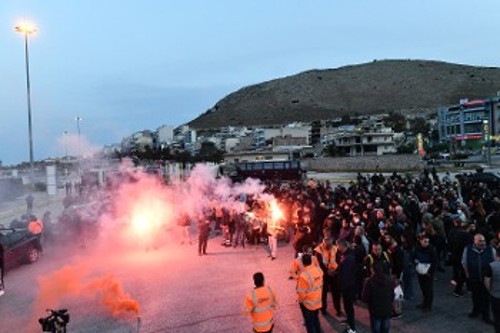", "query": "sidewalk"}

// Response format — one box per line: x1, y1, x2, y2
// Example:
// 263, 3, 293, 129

0, 190, 66, 226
